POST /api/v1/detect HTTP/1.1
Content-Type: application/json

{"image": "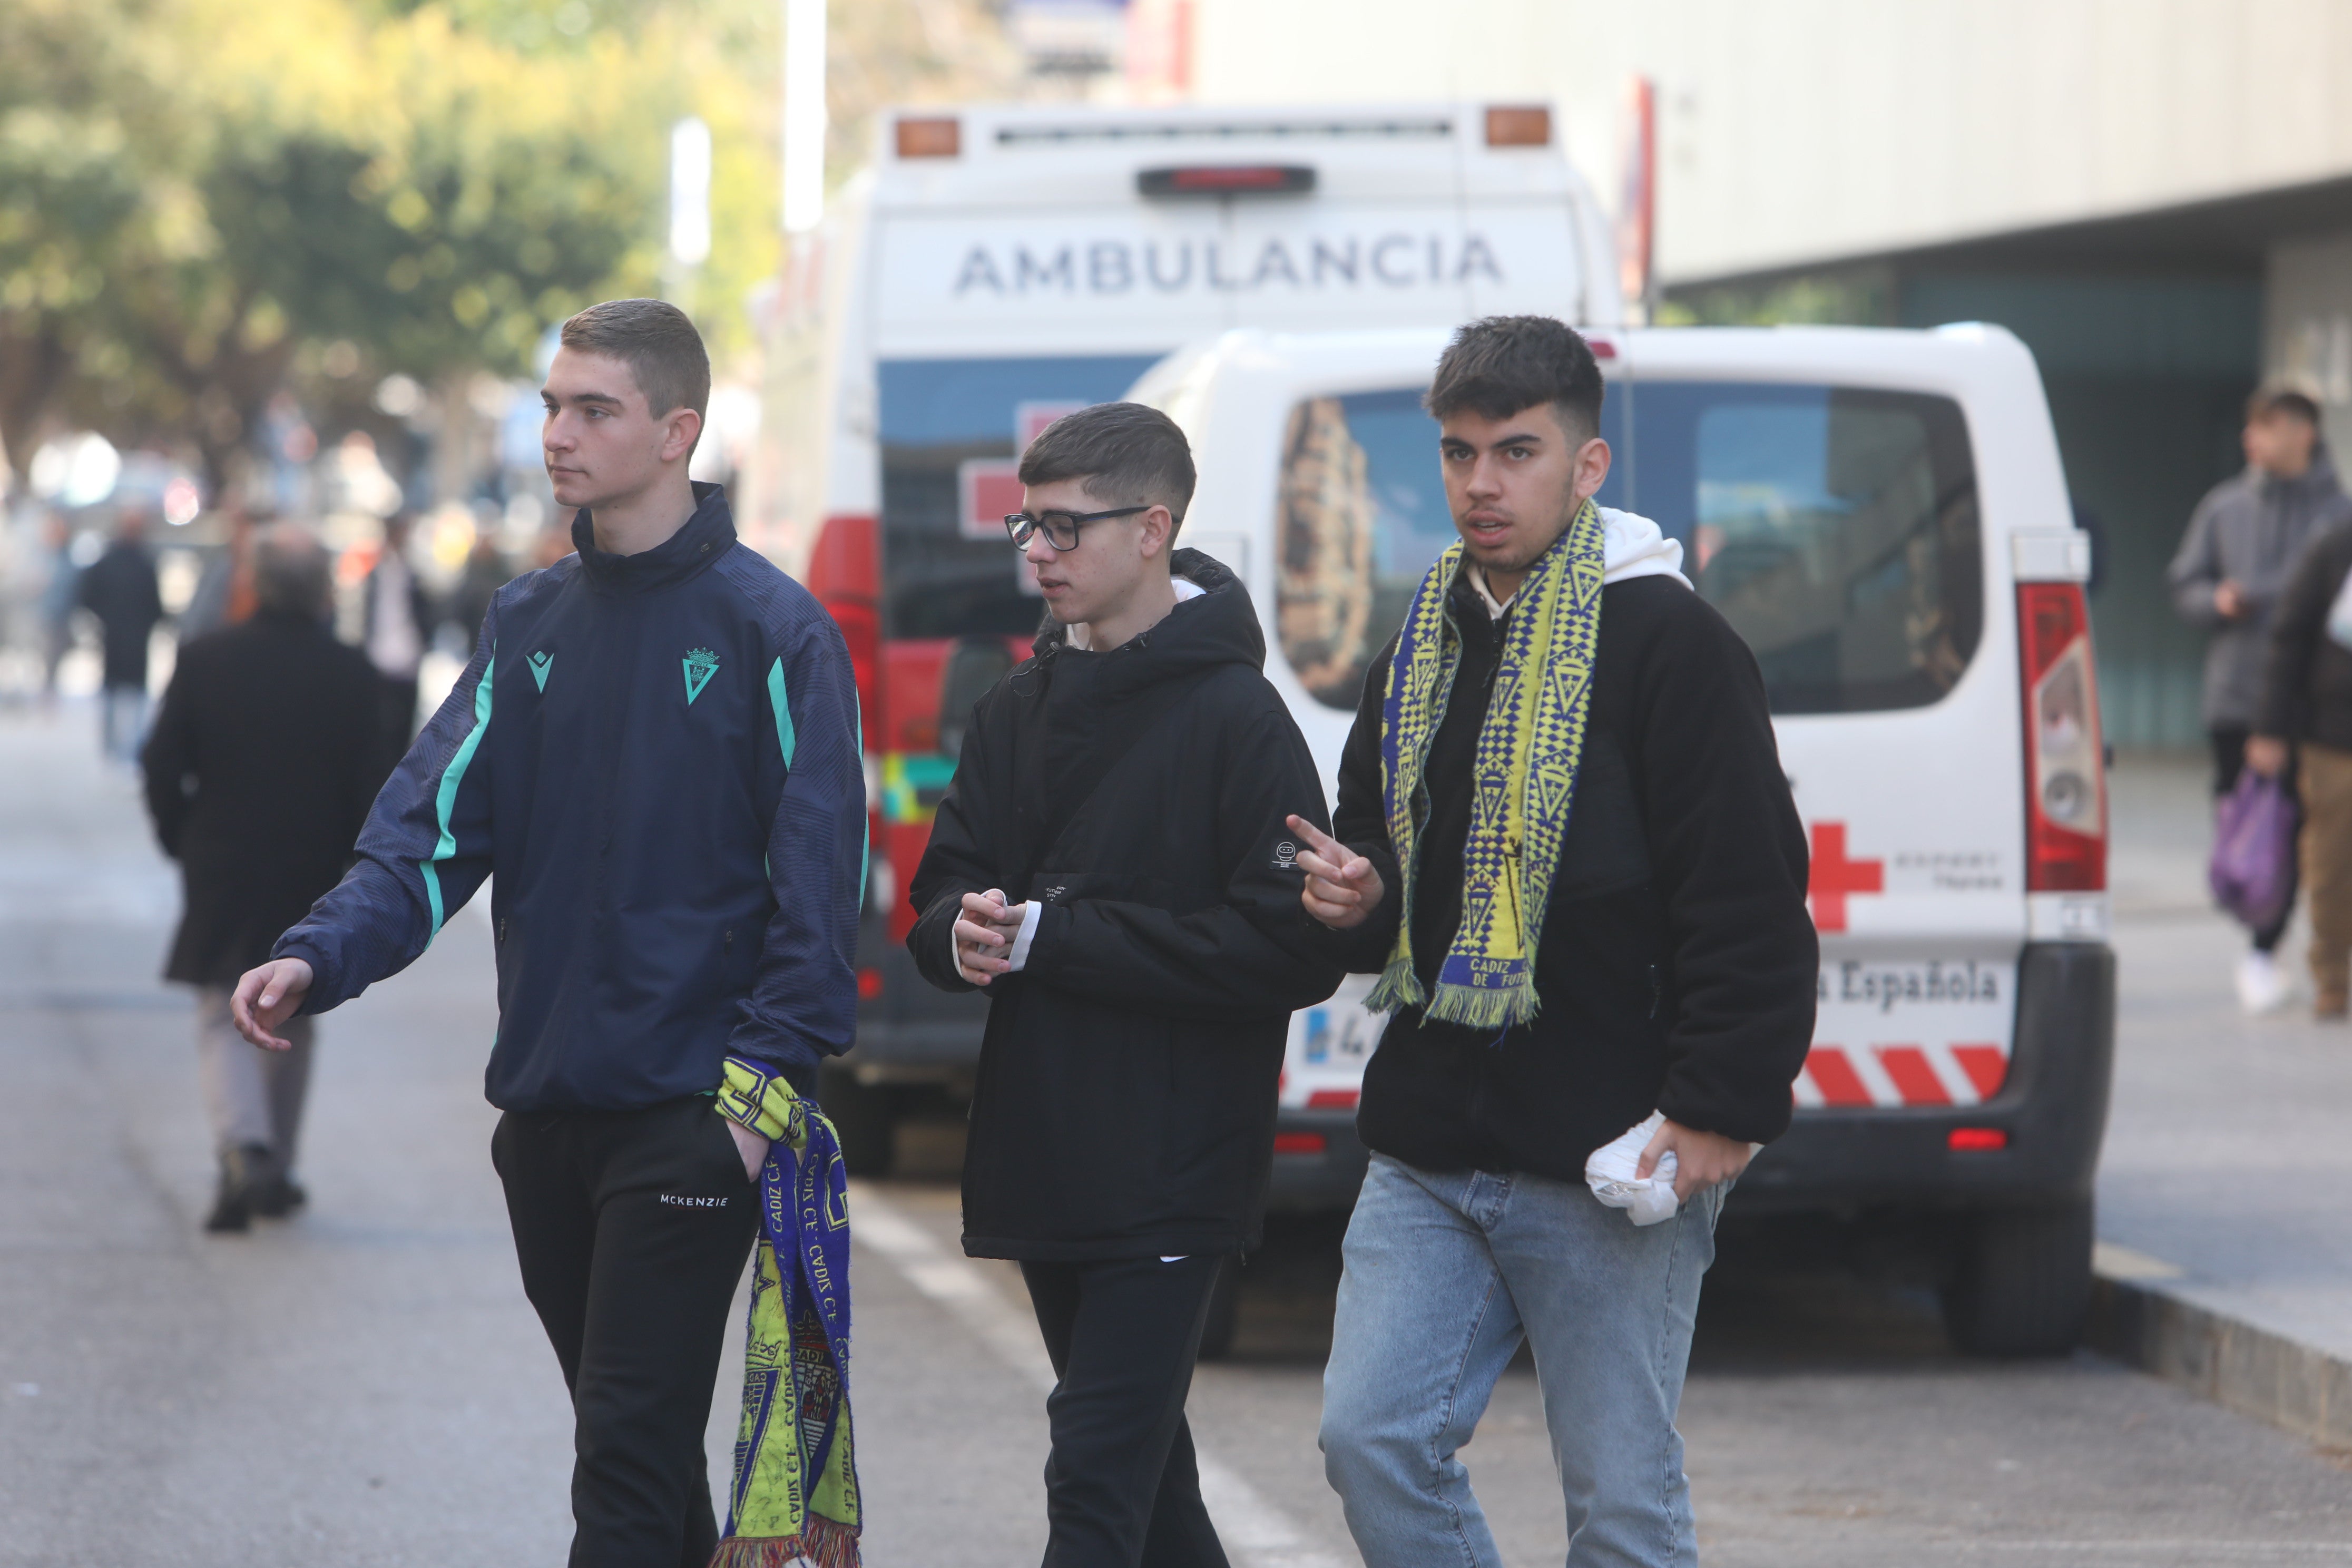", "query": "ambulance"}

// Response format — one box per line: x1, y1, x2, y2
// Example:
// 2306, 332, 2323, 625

1128, 322, 2116, 1356
757, 104, 1620, 1165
